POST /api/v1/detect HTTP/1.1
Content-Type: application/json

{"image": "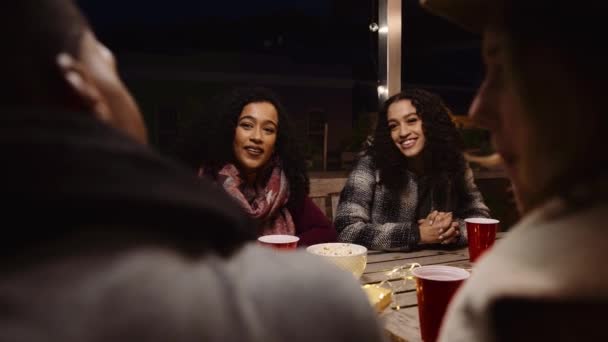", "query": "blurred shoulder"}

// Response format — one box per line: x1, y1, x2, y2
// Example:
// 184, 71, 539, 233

441, 201, 608, 342
225, 244, 385, 341
228, 243, 363, 291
